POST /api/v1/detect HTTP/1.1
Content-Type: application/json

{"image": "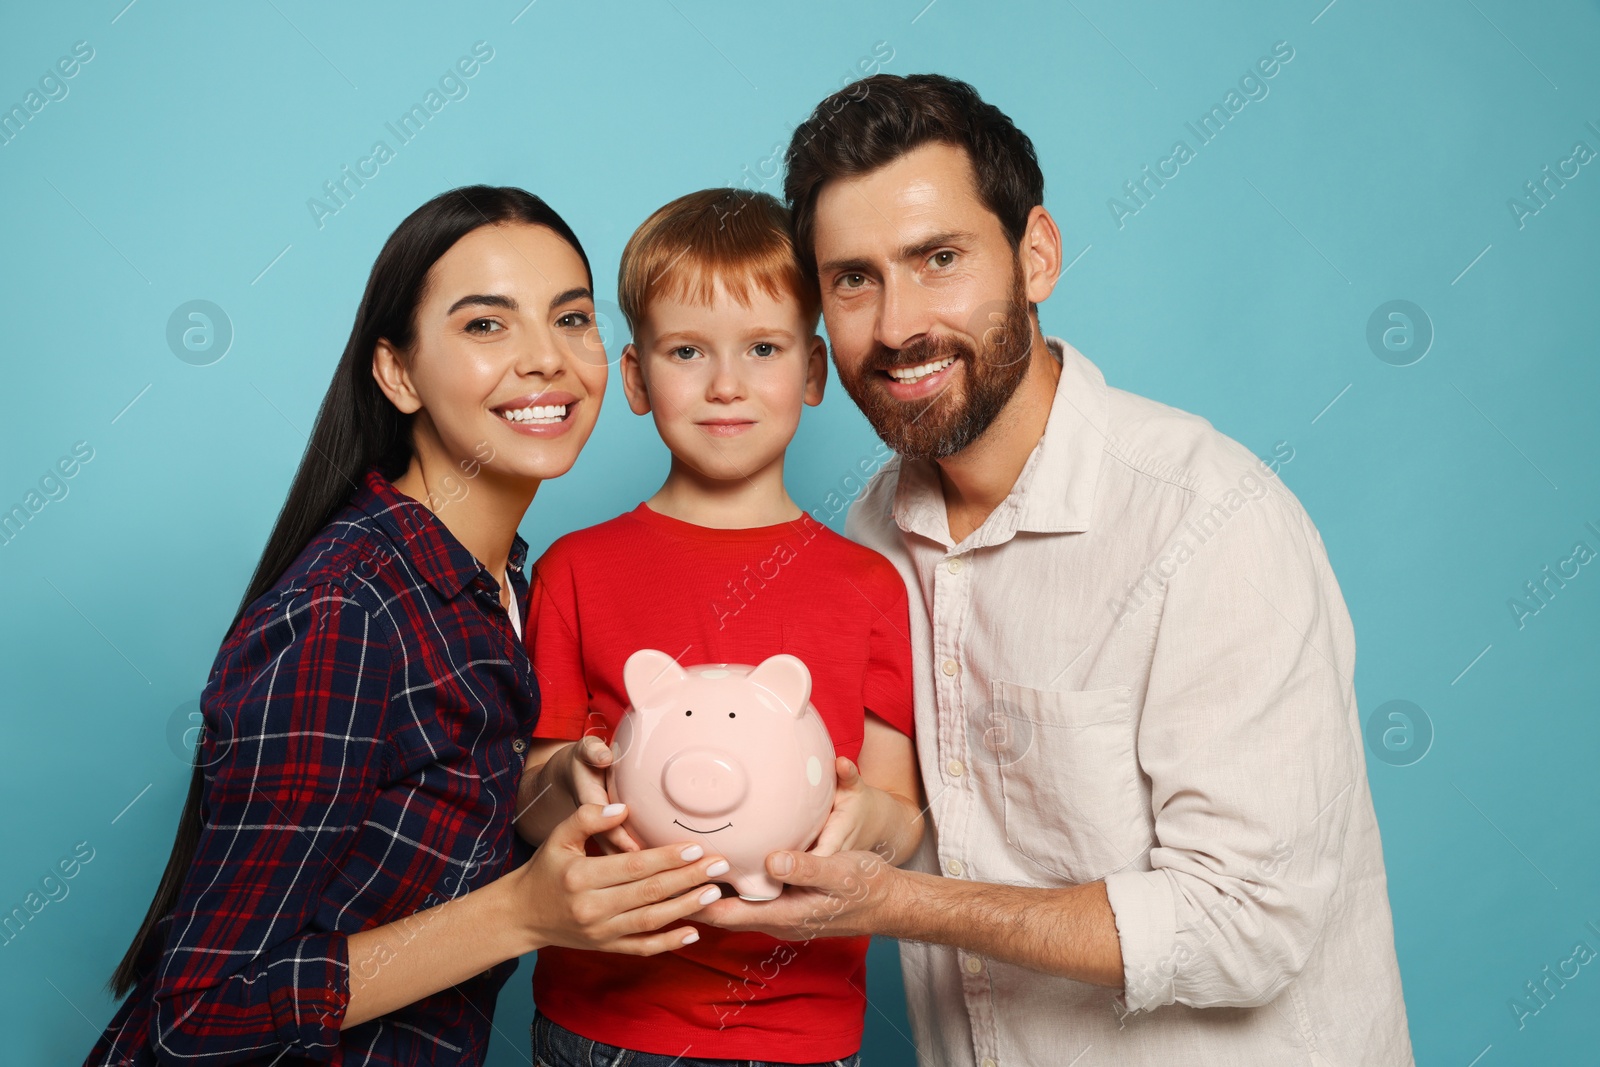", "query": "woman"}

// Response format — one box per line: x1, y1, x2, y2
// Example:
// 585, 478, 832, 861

85, 186, 729, 1066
